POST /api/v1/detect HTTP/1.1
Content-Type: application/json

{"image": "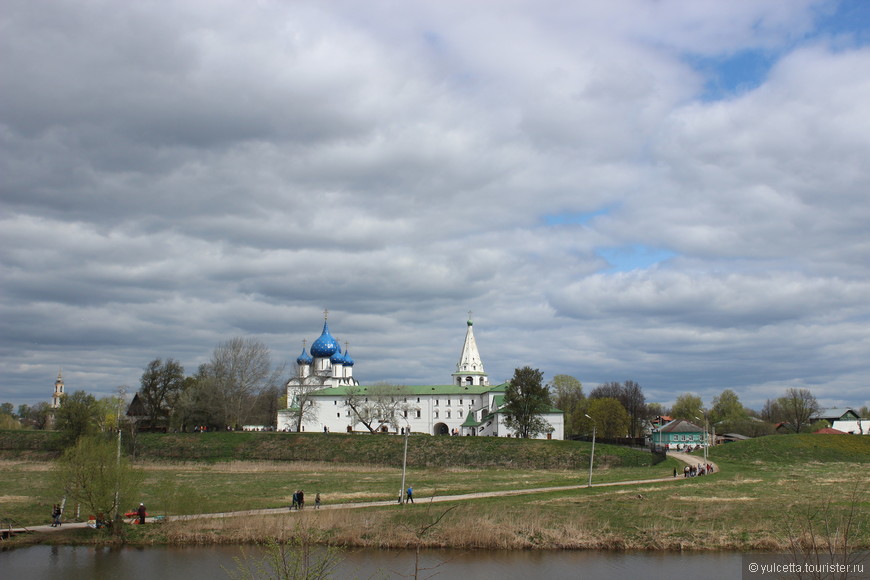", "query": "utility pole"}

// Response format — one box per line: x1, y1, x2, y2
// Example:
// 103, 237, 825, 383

114, 386, 126, 527
400, 424, 410, 504
584, 414, 596, 487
